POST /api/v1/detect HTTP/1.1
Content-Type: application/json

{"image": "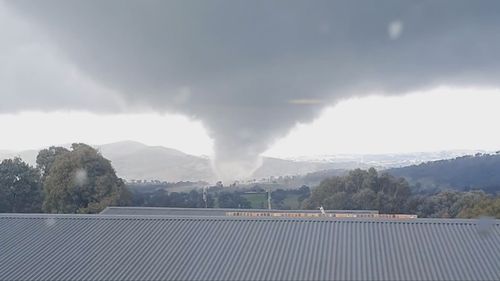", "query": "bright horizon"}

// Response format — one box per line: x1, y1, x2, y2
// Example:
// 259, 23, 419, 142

2, 86, 500, 158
